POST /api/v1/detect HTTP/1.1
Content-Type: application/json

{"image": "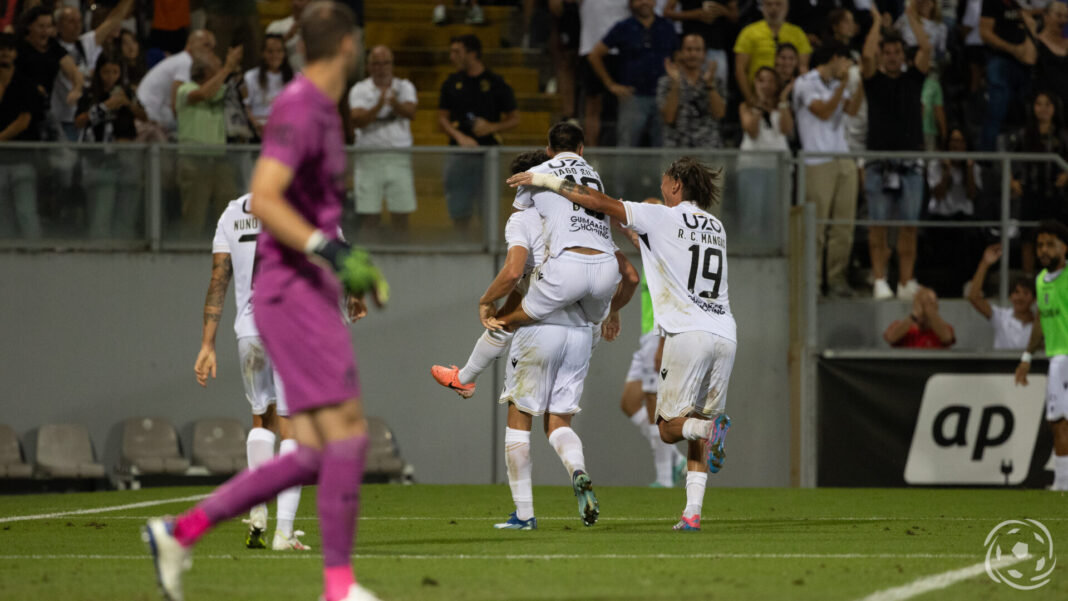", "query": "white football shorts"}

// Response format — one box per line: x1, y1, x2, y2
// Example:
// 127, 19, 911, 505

655, 330, 736, 421
625, 330, 661, 394
237, 337, 288, 417
498, 323, 593, 416
1046, 355, 1068, 422
522, 251, 620, 326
